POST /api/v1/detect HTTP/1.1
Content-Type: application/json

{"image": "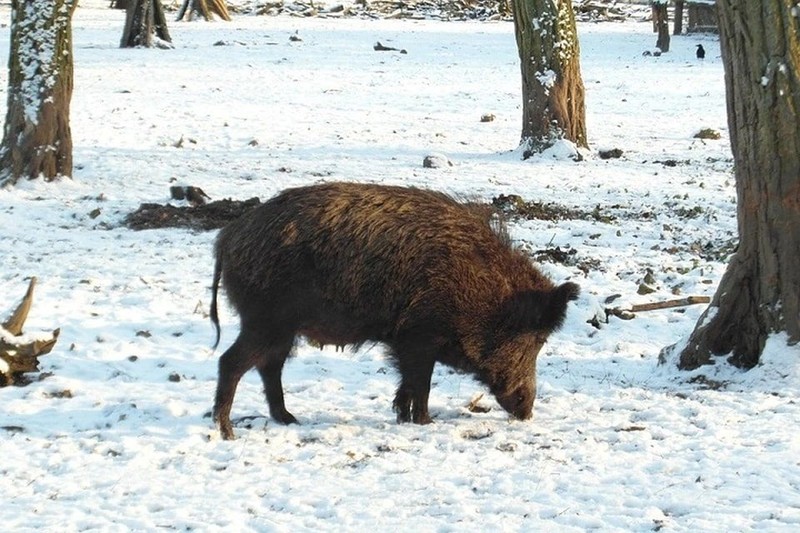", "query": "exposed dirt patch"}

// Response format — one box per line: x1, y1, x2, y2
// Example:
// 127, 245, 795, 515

694, 128, 722, 140
125, 198, 261, 231
532, 246, 604, 274
688, 375, 729, 390
492, 194, 588, 221
492, 194, 627, 224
